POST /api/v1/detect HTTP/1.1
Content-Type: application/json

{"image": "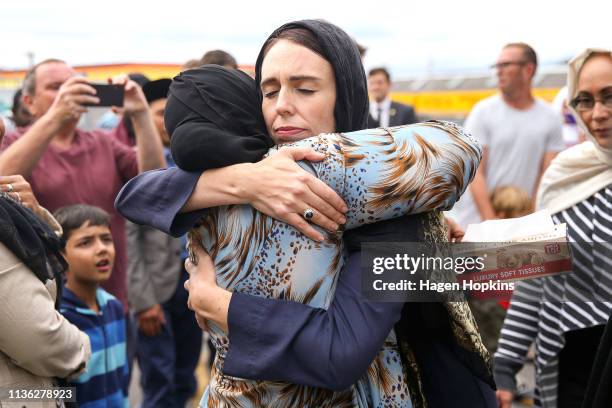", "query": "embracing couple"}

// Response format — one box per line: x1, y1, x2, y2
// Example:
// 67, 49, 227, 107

116, 19, 496, 408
